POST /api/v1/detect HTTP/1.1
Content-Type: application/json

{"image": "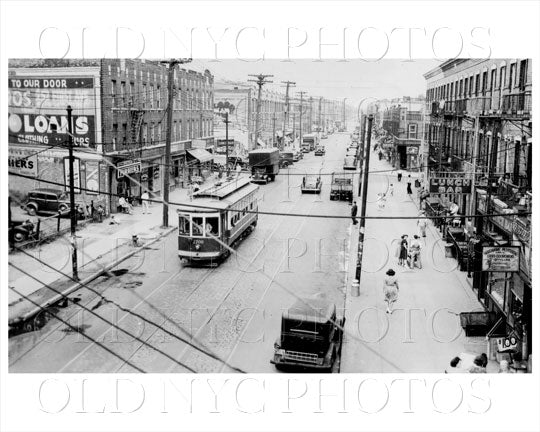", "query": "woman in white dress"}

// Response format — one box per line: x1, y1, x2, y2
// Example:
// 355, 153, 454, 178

383, 268, 400, 314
